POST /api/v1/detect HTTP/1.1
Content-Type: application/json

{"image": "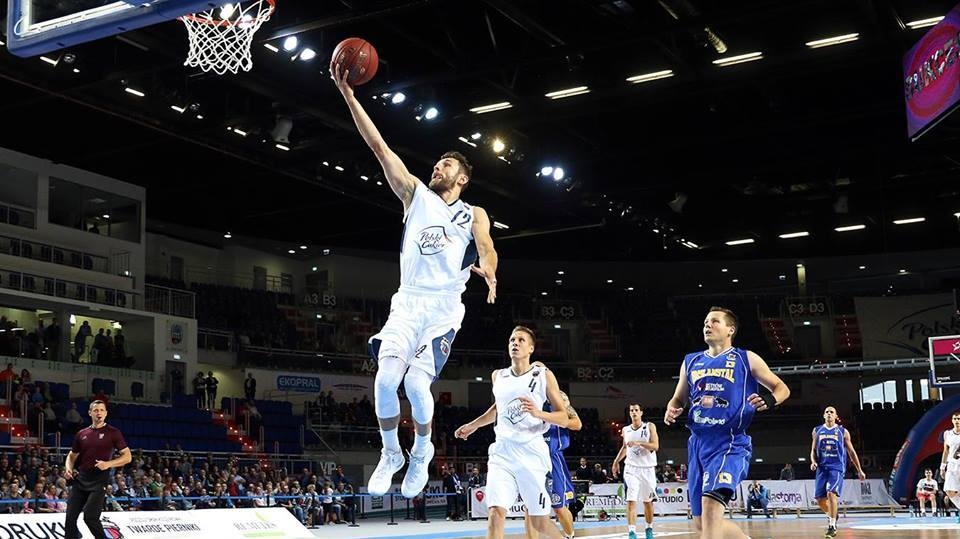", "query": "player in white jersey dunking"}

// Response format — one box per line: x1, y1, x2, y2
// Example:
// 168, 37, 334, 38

333, 65, 499, 498
455, 327, 570, 539
940, 410, 960, 523
612, 404, 659, 539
